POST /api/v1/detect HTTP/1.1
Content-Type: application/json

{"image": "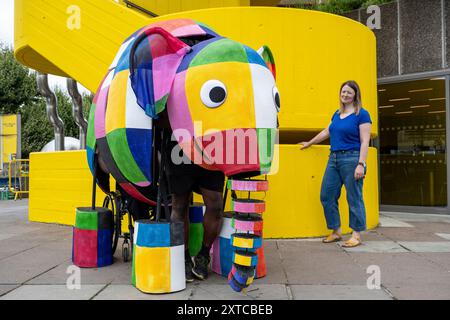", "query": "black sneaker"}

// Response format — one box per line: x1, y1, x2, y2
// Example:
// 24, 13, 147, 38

185, 258, 194, 283
192, 253, 210, 280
